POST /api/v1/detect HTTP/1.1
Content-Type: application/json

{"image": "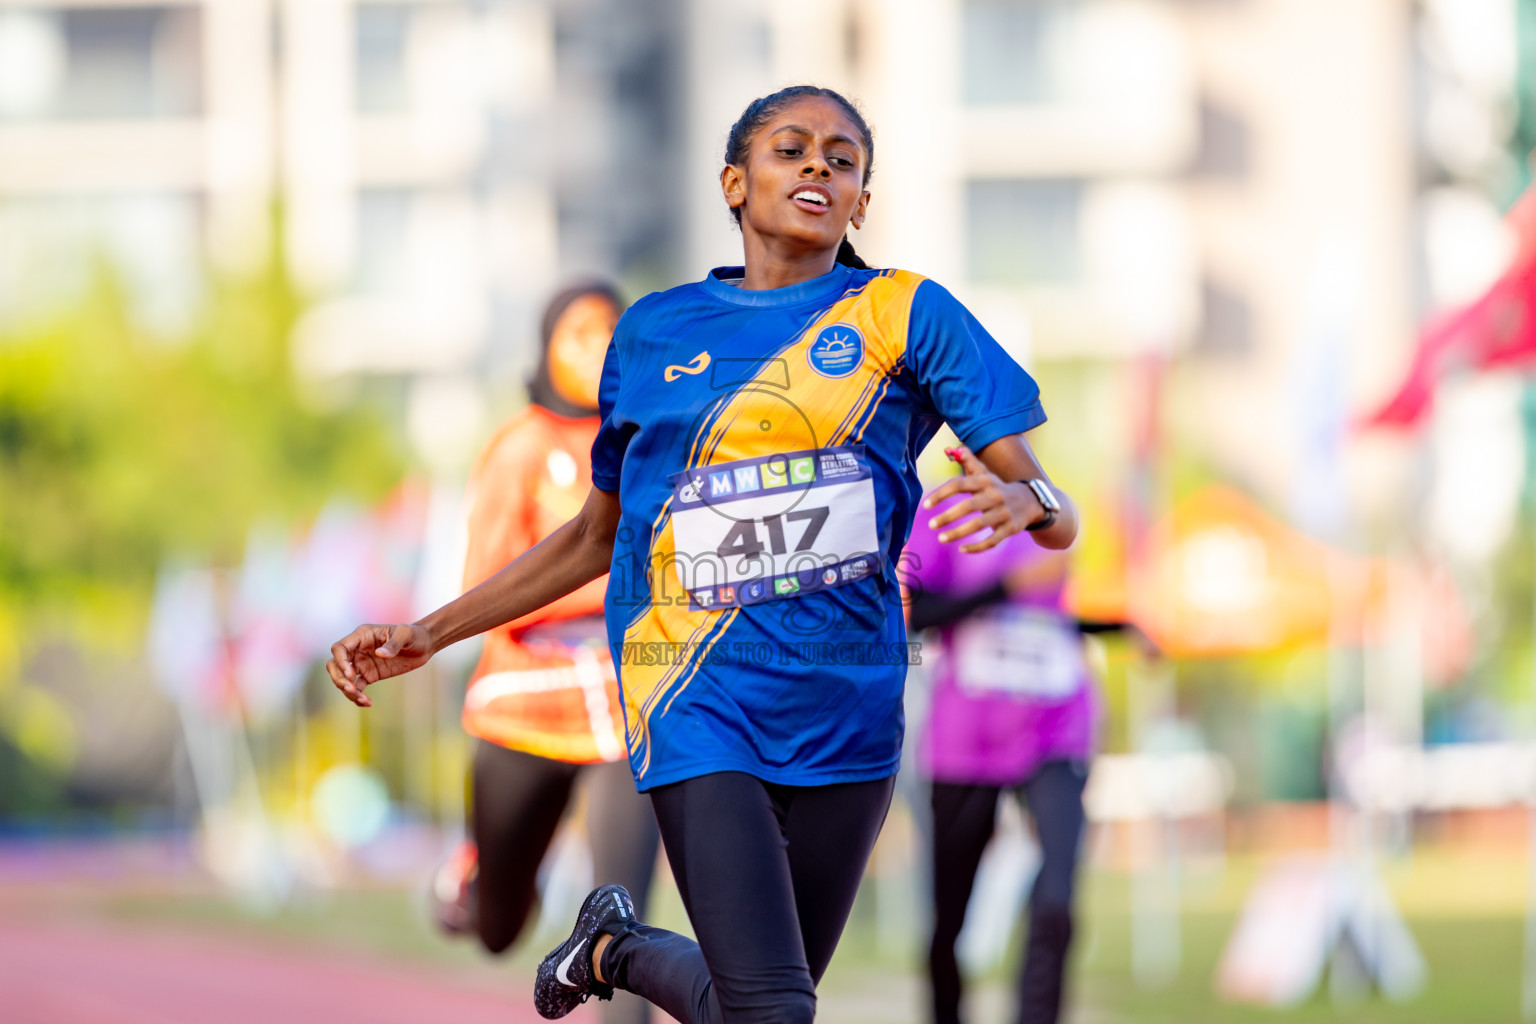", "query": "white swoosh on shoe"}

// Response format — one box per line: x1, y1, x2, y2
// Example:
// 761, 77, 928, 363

555, 940, 585, 988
